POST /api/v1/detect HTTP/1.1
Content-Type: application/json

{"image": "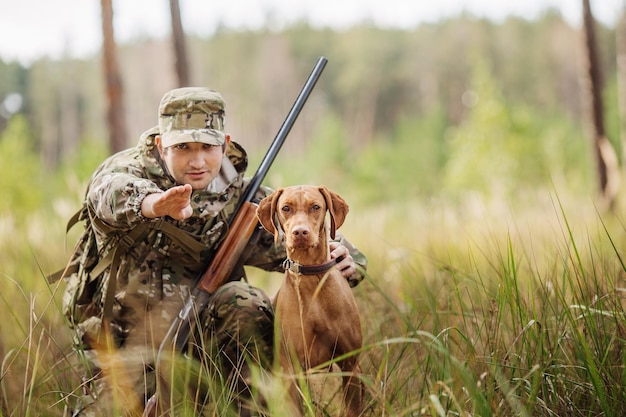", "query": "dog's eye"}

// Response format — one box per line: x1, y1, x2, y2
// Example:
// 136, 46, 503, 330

311, 204, 321, 211
281, 205, 291, 213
